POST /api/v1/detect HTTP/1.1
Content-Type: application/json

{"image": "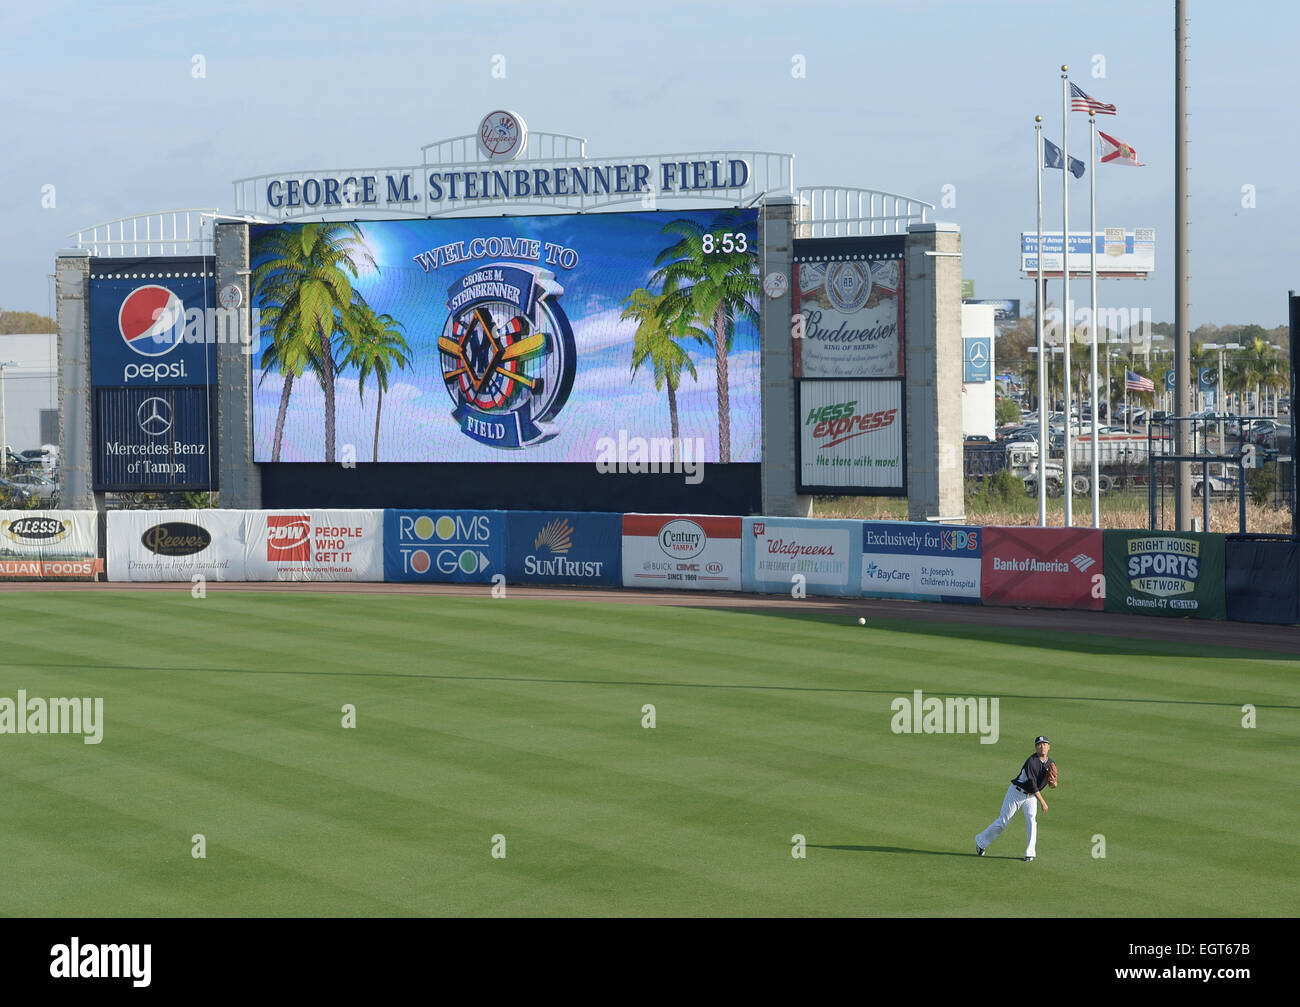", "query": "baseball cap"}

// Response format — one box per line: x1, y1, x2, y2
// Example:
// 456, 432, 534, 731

1035, 735, 1051, 744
